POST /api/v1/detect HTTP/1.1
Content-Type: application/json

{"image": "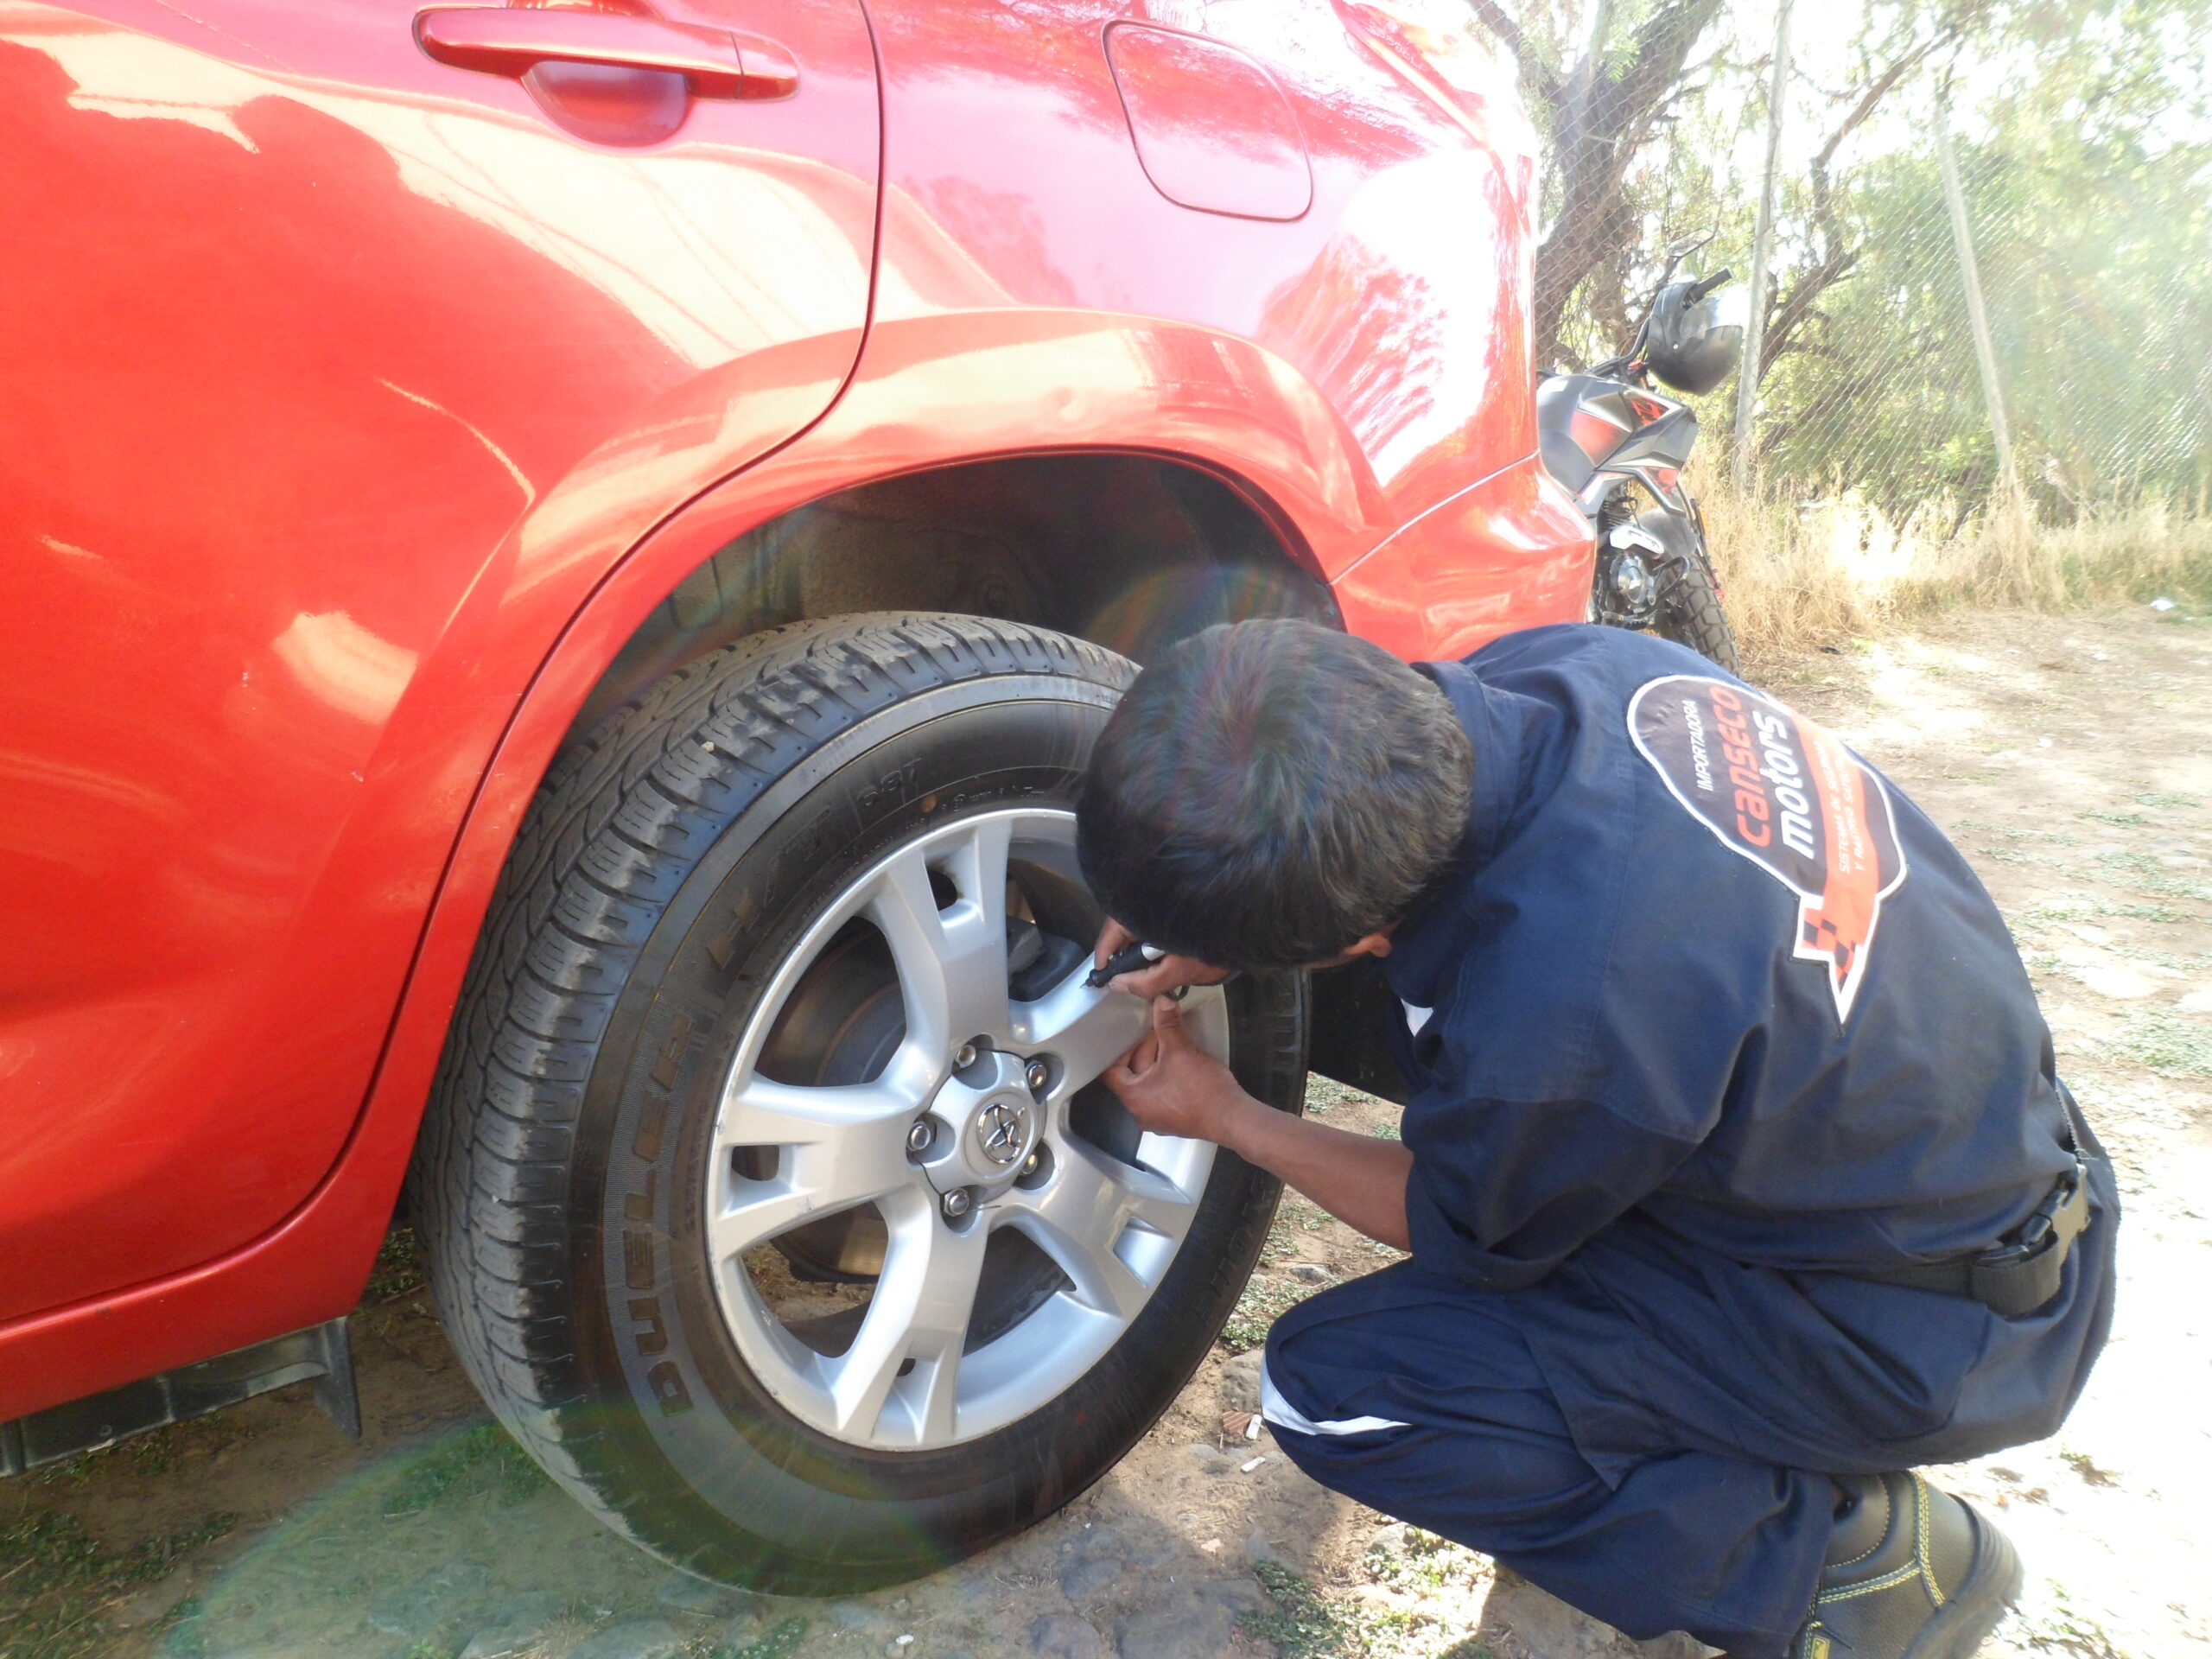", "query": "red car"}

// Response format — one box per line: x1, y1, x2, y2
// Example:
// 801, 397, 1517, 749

0, 0, 1591, 1586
